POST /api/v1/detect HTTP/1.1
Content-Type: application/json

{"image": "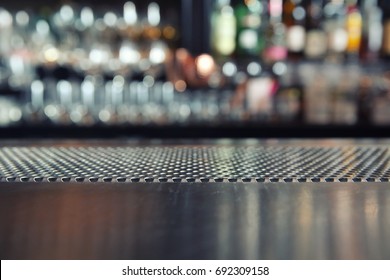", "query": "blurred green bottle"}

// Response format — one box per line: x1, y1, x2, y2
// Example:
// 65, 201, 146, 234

234, 0, 266, 58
